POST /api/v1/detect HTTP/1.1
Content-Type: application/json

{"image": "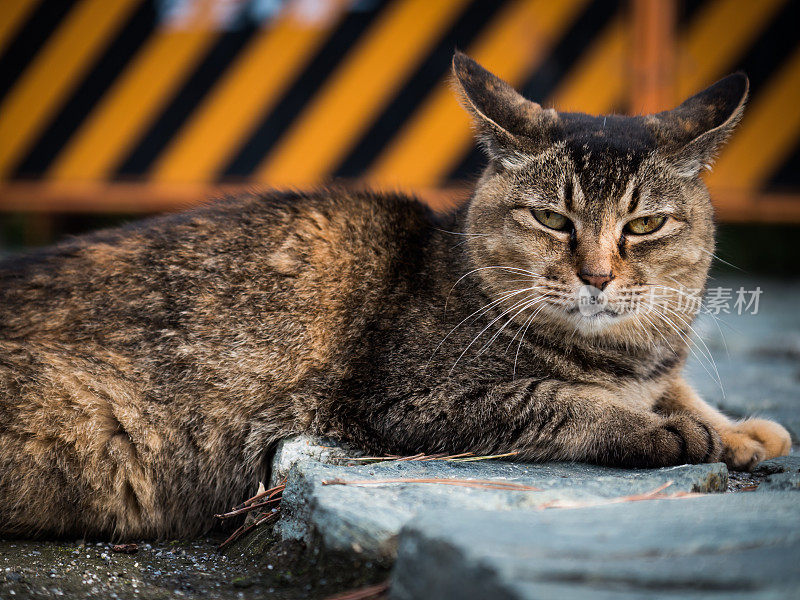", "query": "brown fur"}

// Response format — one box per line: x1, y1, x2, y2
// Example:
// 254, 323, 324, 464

0, 53, 790, 540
